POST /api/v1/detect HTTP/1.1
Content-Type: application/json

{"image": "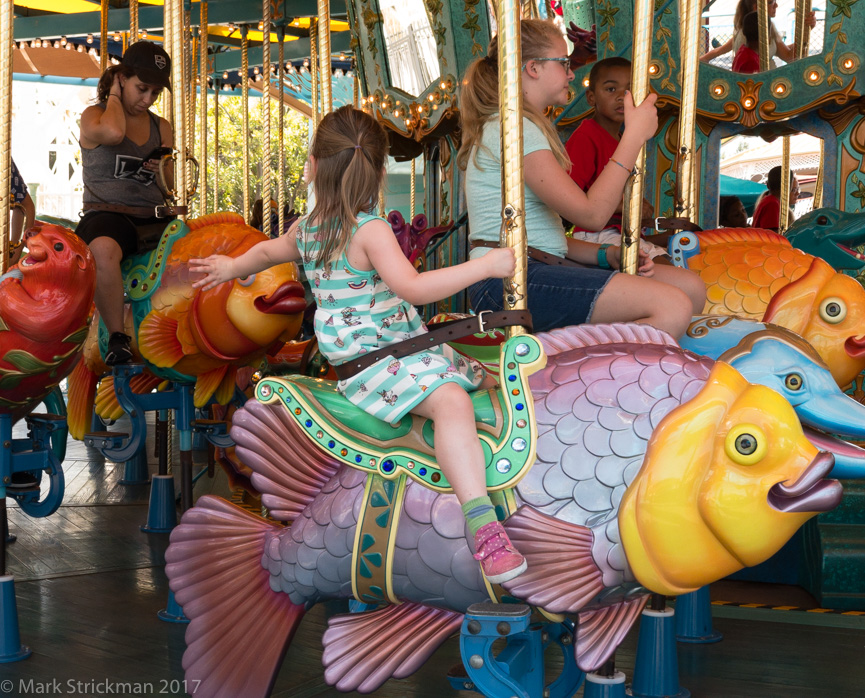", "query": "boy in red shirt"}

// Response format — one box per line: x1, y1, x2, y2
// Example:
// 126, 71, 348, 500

752, 165, 799, 231
732, 12, 760, 73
